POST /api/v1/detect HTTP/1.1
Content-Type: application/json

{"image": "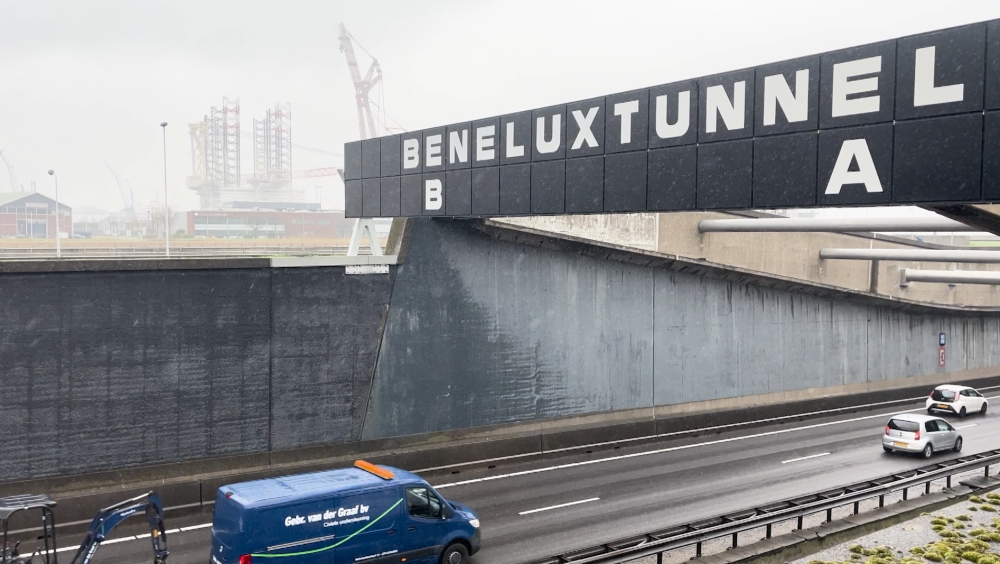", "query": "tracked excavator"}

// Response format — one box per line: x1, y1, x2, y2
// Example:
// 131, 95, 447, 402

0, 491, 168, 564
